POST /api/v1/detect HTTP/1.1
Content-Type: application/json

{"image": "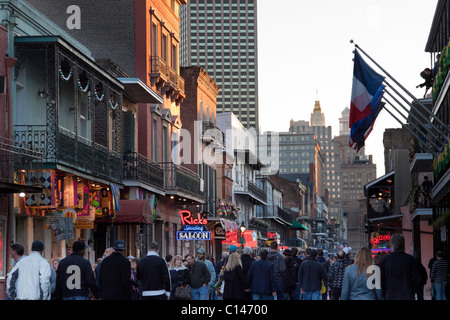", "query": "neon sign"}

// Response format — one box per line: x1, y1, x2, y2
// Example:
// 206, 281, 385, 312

179, 210, 208, 225
370, 233, 391, 247
177, 210, 210, 241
